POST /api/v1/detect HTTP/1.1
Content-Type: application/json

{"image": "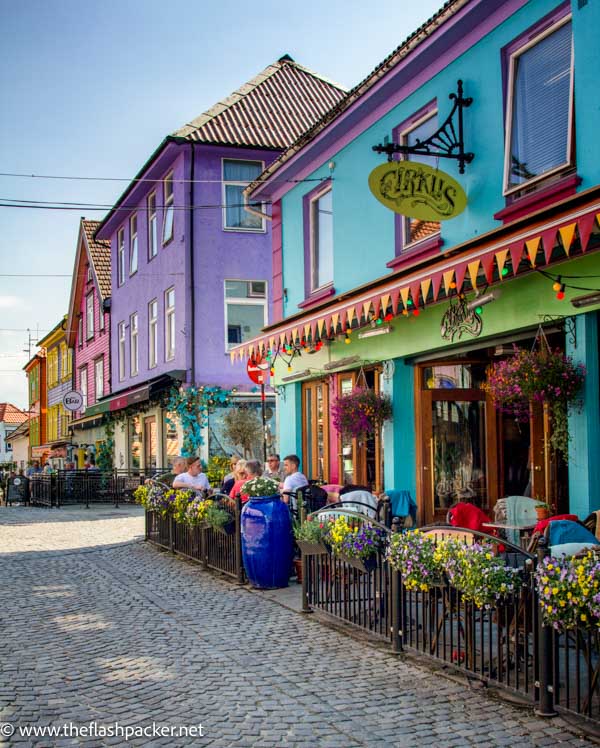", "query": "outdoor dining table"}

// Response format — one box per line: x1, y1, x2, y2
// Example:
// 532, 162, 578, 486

481, 521, 537, 549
